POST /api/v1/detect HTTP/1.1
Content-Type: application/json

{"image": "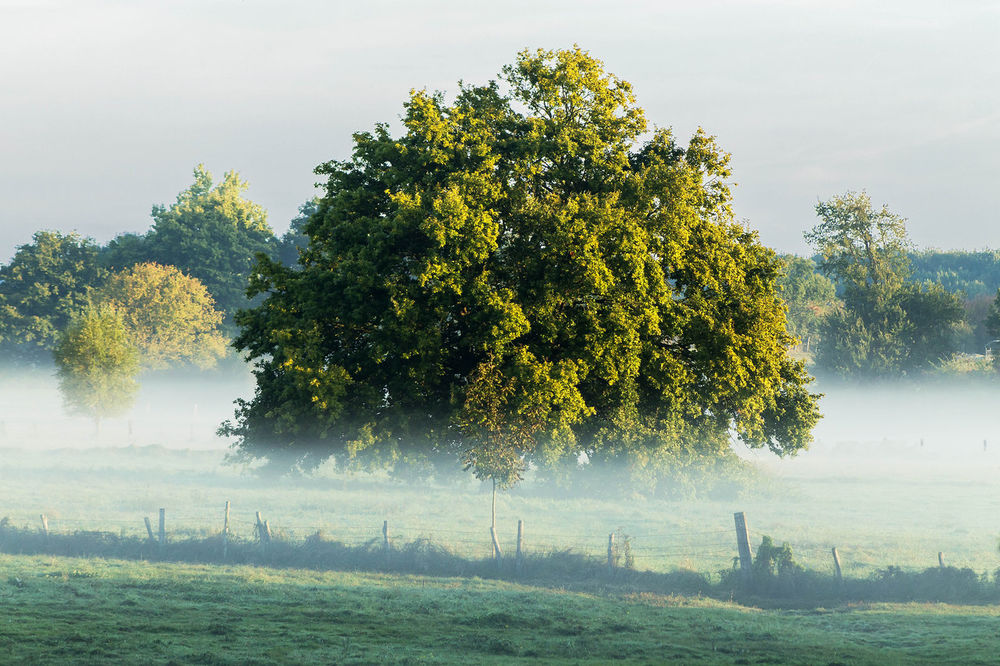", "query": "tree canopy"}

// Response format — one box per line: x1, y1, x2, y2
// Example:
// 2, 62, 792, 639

221, 47, 821, 482
52, 305, 139, 427
103, 165, 277, 325
97, 262, 227, 370
0, 231, 105, 363
777, 255, 837, 352
807, 192, 963, 376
